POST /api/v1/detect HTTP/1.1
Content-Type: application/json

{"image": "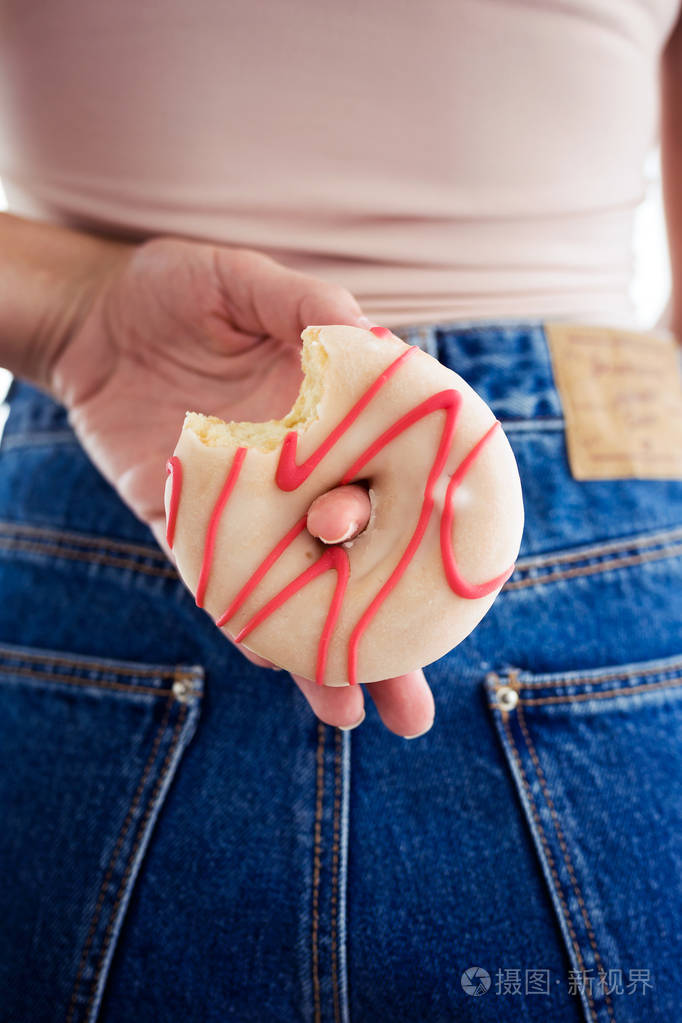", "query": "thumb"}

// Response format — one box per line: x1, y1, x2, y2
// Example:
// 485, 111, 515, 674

213, 246, 371, 343
306, 484, 372, 545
